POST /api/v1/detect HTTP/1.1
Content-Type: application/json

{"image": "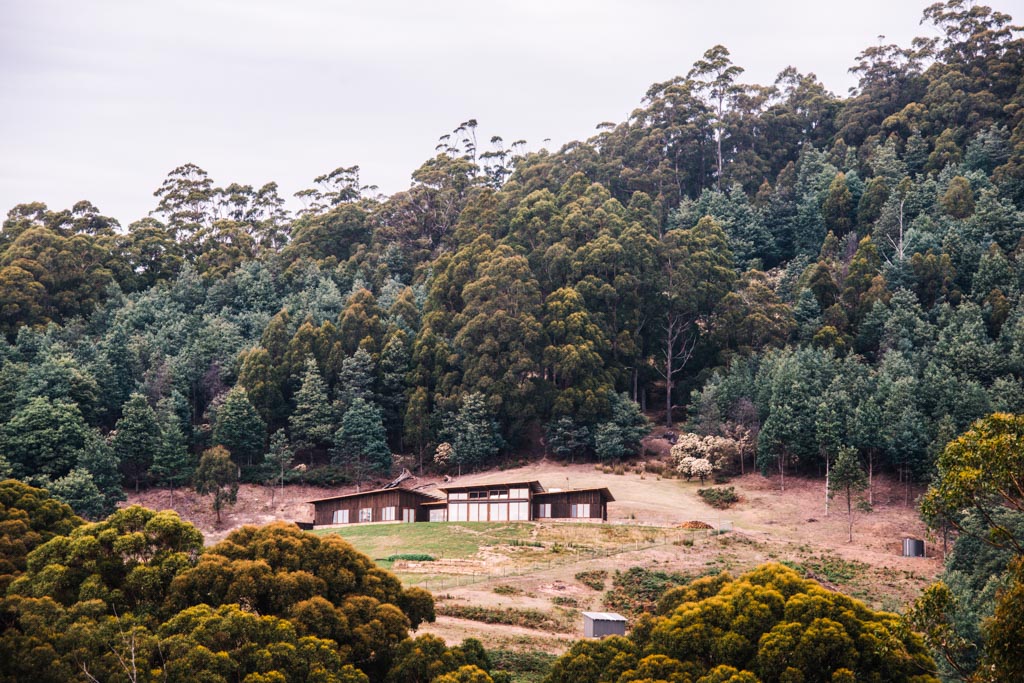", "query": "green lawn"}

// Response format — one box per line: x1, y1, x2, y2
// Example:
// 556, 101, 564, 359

313, 522, 534, 563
